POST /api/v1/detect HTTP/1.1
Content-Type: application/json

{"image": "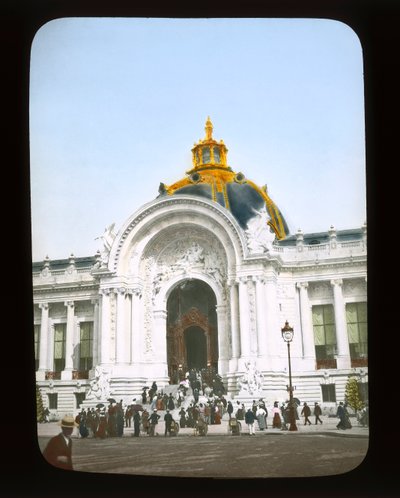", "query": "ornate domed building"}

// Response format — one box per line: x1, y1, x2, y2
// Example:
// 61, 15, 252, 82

158, 117, 289, 241
33, 119, 367, 417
